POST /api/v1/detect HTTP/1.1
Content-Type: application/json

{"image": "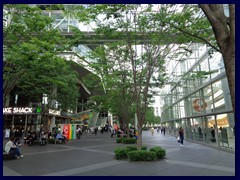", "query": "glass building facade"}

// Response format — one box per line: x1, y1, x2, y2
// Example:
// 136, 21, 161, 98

160, 43, 235, 151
